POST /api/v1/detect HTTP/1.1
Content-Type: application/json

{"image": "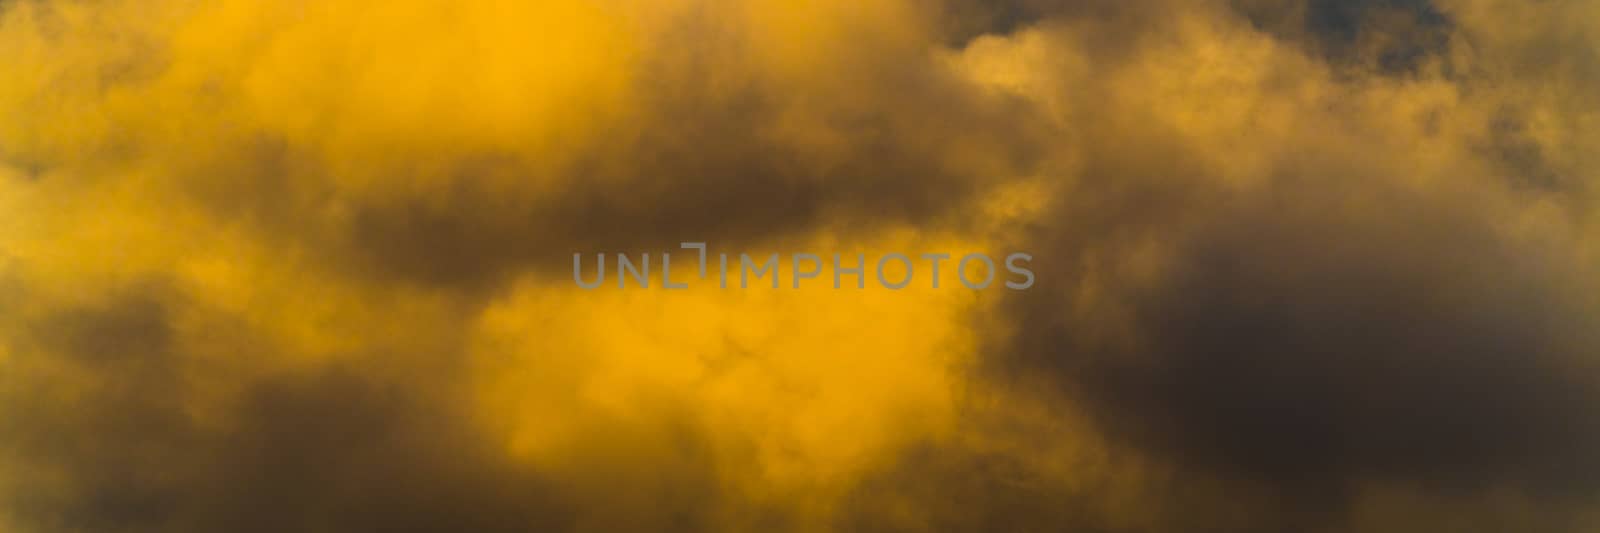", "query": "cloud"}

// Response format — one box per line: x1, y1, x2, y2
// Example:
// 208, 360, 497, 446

2, 0, 1598, 531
